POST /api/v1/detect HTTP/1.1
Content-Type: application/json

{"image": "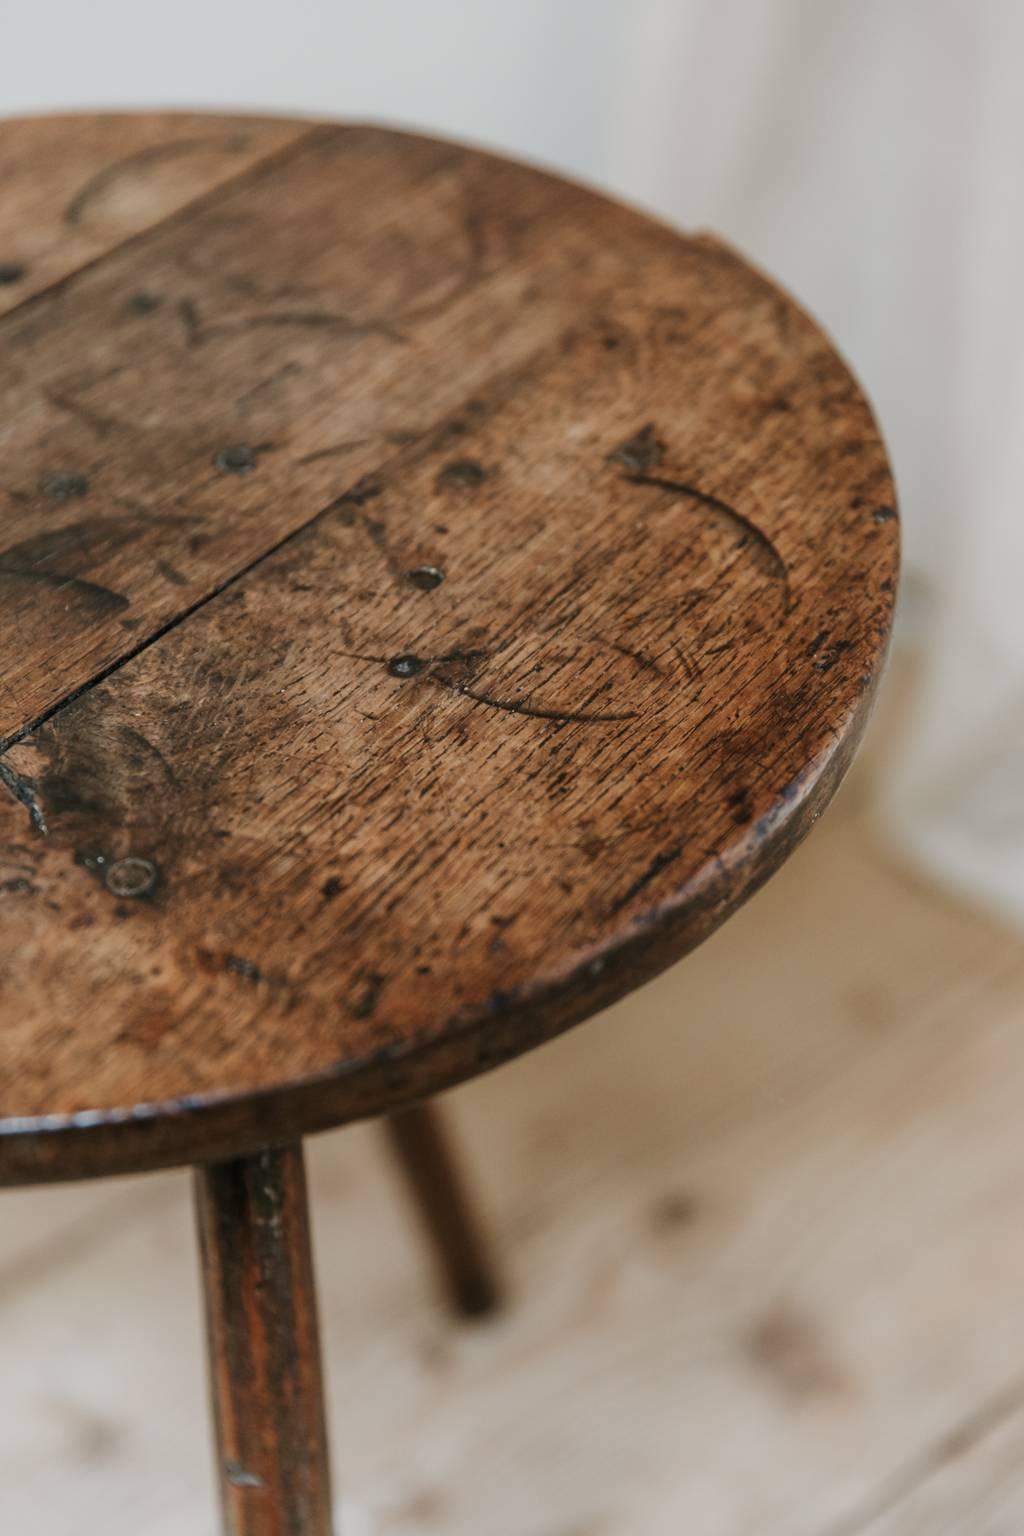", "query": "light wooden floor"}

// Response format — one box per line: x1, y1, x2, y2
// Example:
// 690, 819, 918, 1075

3, 683, 1023, 1535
